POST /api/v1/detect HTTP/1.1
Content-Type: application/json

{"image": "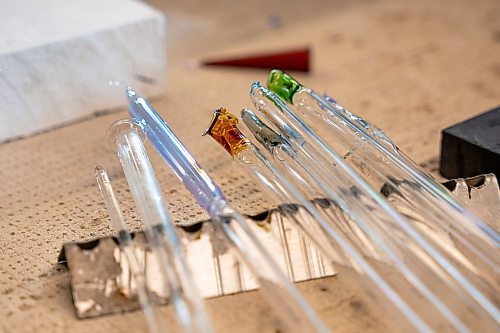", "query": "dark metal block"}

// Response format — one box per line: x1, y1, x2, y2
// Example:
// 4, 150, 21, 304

440, 106, 500, 179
